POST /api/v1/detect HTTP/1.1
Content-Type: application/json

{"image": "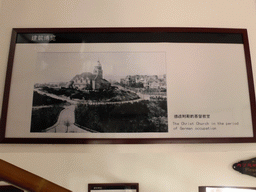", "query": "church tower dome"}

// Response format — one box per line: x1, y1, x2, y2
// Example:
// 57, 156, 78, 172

93, 60, 103, 79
